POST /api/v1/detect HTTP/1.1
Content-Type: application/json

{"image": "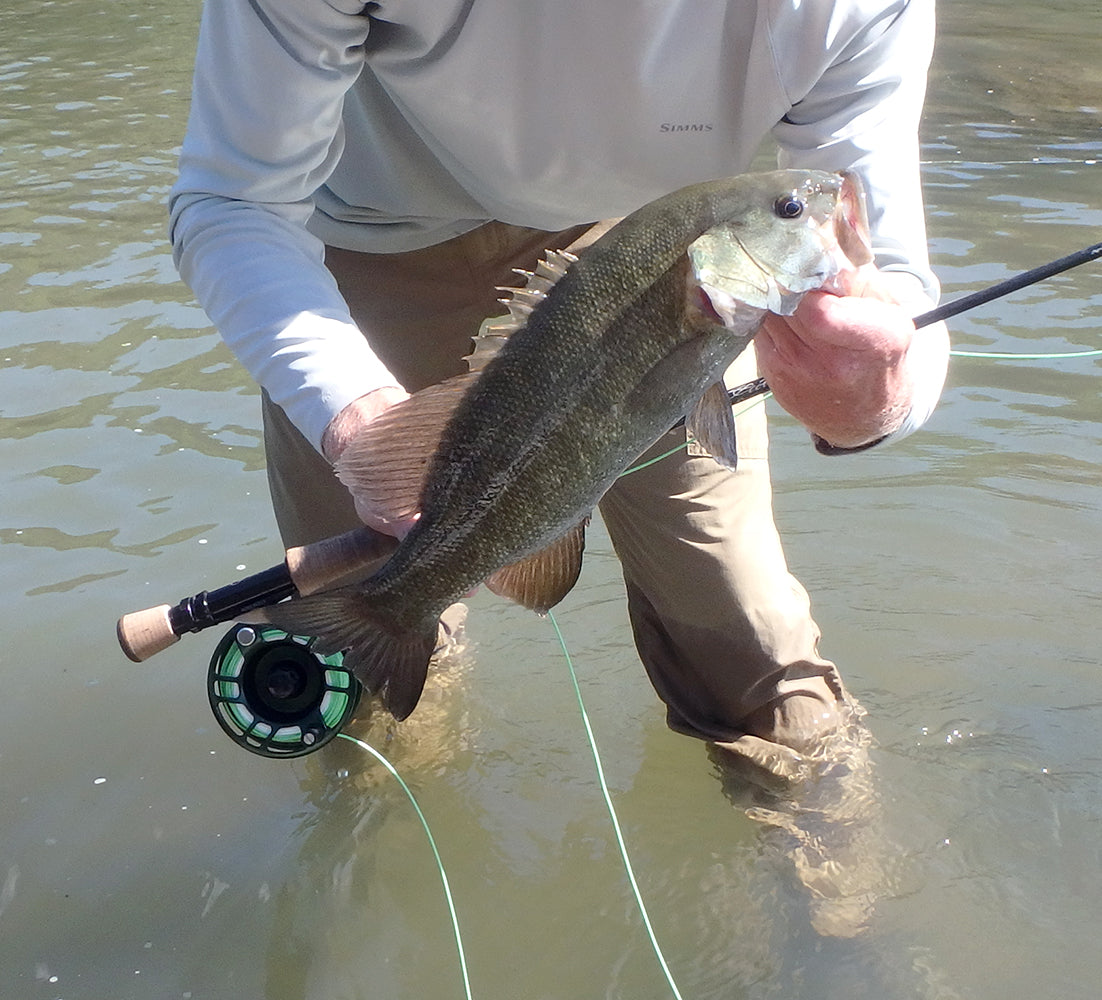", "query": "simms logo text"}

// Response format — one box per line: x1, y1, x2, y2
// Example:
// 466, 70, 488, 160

659, 122, 714, 132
